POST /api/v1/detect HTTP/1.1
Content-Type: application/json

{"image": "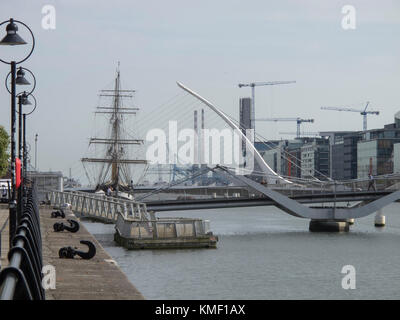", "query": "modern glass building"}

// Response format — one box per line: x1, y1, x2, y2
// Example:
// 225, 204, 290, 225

343, 134, 362, 179
300, 138, 330, 180
357, 139, 394, 178
393, 143, 400, 173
